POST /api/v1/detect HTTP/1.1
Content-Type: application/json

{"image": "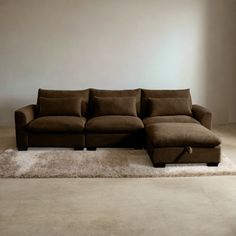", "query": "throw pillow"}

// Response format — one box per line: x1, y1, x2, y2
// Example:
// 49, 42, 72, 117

39, 97, 81, 116
148, 97, 192, 116
93, 96, 137, 116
